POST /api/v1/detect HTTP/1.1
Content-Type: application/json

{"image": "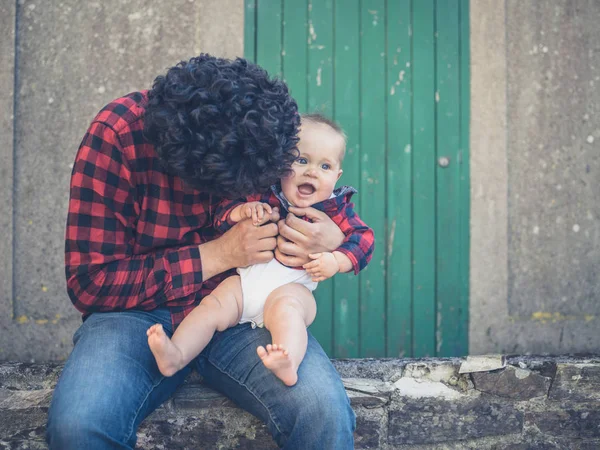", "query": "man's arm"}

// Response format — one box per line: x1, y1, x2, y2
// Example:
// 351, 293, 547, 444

66, 121, 278, 314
